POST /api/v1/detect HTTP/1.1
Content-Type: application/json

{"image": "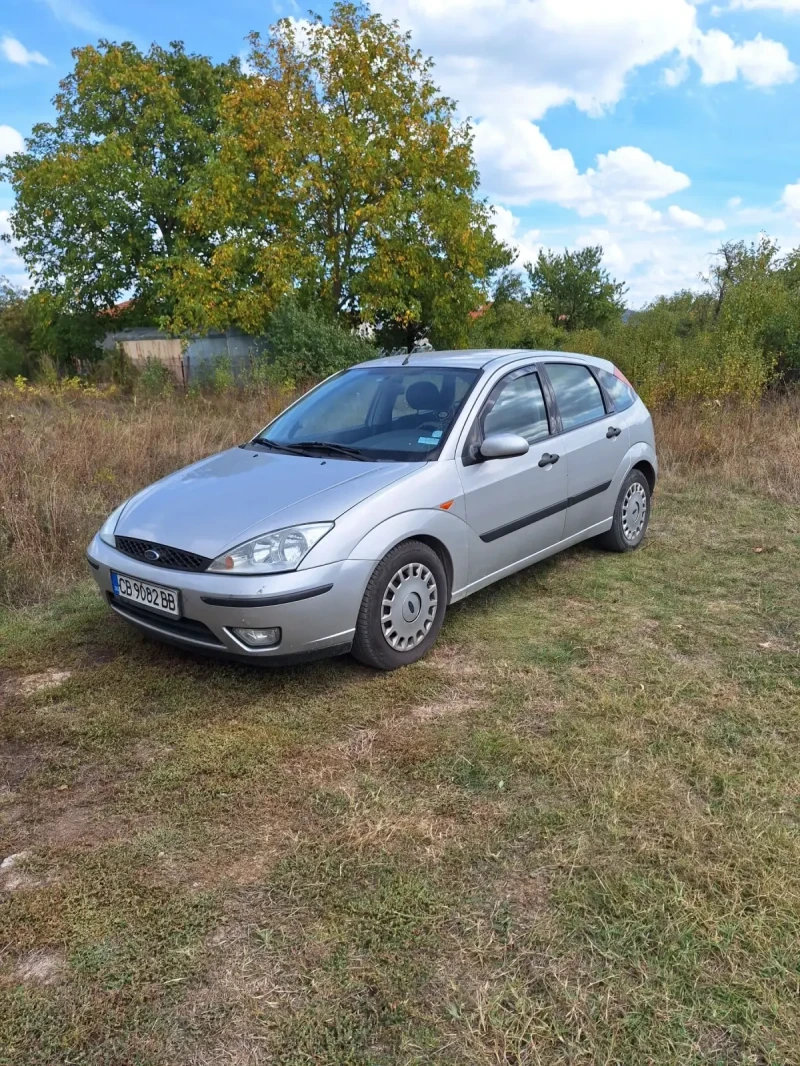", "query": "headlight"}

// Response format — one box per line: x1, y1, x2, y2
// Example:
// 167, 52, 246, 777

99, 501, 129, 547
208, 523, 334, 574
